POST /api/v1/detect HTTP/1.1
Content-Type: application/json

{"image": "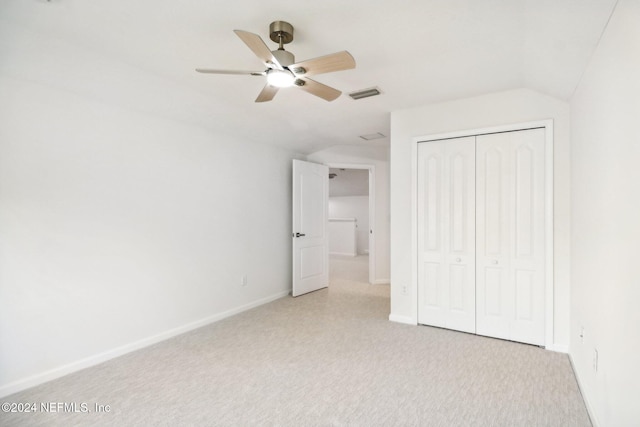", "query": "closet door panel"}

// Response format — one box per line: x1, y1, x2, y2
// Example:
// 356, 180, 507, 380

510, 129, 546, 344
476, 144, 511, 340
422, 262, 441, 308
418, 147, 446, 326
418, 137, 475, 333
476, 129, 545, 345
446, 143, 476, 332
